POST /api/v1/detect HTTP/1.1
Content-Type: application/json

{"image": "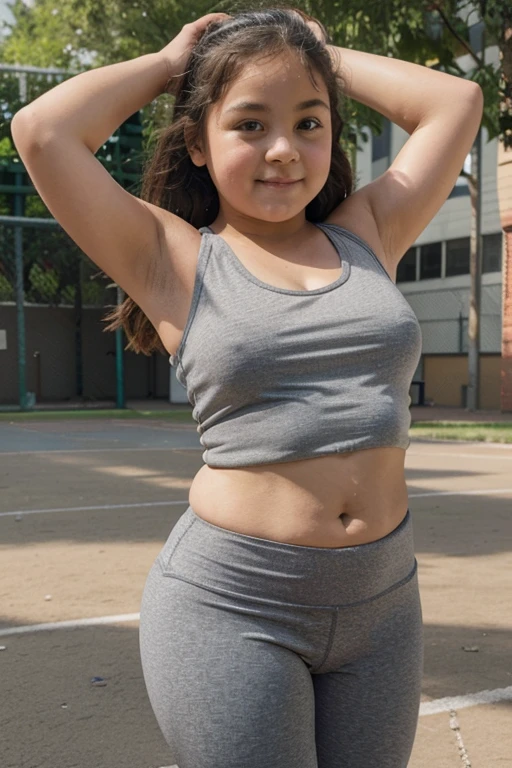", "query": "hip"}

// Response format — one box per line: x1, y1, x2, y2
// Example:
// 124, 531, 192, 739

155, 503, 418, 609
